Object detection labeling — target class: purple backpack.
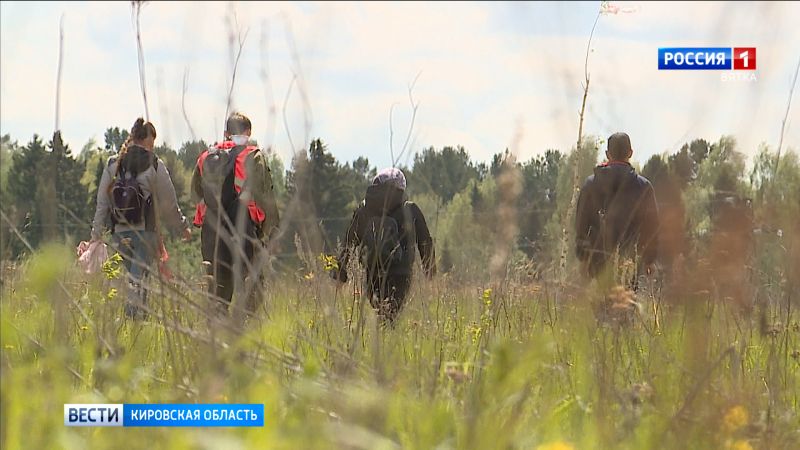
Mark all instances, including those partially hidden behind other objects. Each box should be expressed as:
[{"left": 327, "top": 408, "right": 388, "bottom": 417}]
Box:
[
  {"left": 111, "top": 174, "right": 149, "bottom": 225},
  {"left": 108, "top": 147, "right": 157, "bottom": 227}
]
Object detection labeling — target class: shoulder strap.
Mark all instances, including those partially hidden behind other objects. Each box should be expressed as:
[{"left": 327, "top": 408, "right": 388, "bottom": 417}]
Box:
[
  {"left": 233, "top": 145, "right": 259, "bottom": 169},
  {"left": 197, "top": 150, "right": 210, "bottom": 175},
  {"left": 196, "top": 146, "right": 240, "bottom": 178},
  {"left": 229, "top": 144, "right": 250, "bottom": 160},
  {"left": 396, "top": 201, "right": 412, "bottom": 218},
  {"left": 388, "top": 201, "right": 413, "bottom": 236},
  {"left": 227, "top": 145, "right": 248, "bottom": 175}
]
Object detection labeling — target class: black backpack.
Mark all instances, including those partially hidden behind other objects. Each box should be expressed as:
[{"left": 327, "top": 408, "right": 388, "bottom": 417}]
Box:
[
  {"left": 200, "top": 145, "right": 249, "bottom": 218},
  {"left": 109, "top": 150, "right": 156, "bottom": 226},
  {"left": 361, "top": 206, "right": 406, "bottom": 273}
]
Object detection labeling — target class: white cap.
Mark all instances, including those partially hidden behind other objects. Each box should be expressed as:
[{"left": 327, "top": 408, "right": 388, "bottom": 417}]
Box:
[{"left": 372, "top": 167, "right": 407, "bottom": 191}]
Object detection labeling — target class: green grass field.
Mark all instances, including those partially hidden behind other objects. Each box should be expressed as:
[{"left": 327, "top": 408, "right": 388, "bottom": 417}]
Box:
[{"left": 1, "top": 242, "right": 798, "bottom": 450}]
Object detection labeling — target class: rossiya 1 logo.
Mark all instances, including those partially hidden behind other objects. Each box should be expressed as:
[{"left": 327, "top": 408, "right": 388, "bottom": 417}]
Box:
[{"left": 658, "top": 47, "right": 757, "bottom": 81}]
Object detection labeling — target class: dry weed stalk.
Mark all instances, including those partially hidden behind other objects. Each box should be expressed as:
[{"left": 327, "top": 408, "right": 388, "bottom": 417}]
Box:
[
  {"left": 181, "top": 68, "right": 196, "bottom": 140},
  {"left": 223, "top": 5, "right": 250, "bottom": 131},
  {"left": 390, "top": 72, "right": 422, "bottom": 167},
  {"left": 54, "top": 14, "right": 64, "bottom": 132},
  {"left": 131, "top": 1, "right": 149, "bottom": 120},
  {"left": 489, "top": 131, "right": 523, "bottom": 285}
]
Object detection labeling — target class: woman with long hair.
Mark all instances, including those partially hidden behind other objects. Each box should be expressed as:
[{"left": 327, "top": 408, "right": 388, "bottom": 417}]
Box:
[{"left": 91, "top": 118, "right": 191, "bottom": 320}]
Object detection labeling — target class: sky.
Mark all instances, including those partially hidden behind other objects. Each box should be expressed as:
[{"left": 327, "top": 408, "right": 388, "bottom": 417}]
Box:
[{"left": 1, "top": 1, "right": 799, "bottom": 170}]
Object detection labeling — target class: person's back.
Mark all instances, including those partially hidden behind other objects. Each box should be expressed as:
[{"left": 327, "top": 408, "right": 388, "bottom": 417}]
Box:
[
  {"left": 576, "top": 132, "right": 659, "bottom": 281},
  {"left": 333, "top": 168, "right": 435, "bottom": 324},
  {"left": 191, "top": 112, "right": 280, "bottom": 317},
  {"left": 360, "top": 181, "right": 424, "bottom": 278},
  {"left": 91, "top": 118, "right": 191, "bottom": 320},
  {"left": 105, "top": 145, "right": 157, "bottom": 232}
]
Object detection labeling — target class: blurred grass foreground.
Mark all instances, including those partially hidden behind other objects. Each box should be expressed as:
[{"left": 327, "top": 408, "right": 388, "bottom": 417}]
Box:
[{"left": 1, "top": 234, "right": 798, "bottom": 449}]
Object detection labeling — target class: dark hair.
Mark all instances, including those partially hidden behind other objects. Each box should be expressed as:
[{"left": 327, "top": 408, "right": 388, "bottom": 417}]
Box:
[
  {"left": 131, "top": 117, "right": 157, "bottom": 141},
  {"left": 116, "top": 118, "right": 157, "bottom": 176},
  {"left": 225, "top": 112, "right": 251, "bottom": 136},
  {"left": 607, "top": 132, "right": 632, "bottom": 161}
]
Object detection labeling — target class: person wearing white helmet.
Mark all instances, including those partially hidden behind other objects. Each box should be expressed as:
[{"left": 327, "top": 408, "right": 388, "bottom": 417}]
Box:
[{"left": 332, "top": 167, "right": 435, "bottom": 325}]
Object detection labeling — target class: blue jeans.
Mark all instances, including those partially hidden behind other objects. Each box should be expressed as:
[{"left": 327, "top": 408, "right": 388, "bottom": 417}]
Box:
[{"left": 112, "top": 230, "right": 159, "bottom": 319}]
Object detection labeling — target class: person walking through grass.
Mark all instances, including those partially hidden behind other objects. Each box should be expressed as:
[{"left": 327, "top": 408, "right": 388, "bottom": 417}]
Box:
[
  {"left": 191, "top": 112, "right": 280, "bottom": 318},
  {"left": 332, "top": 168, "right": 436, "bottom": 325},
  {"left": 91, "top": 118, "right": 191, "bottom": 320},
  {"left": 575, "top": 132, "right": 659, "bottom": 288}
]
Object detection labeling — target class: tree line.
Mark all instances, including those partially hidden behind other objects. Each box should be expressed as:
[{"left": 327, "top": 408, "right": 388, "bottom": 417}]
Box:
[{"left": 1, "top": 129, "right": 797, "bottom": 283}]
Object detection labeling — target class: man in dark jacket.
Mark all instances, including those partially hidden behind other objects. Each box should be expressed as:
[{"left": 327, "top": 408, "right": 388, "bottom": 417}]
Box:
[
  {"left": 332, "top": 168, "right": 436, "bottom": 324},
  {"left": 575, "top": 132, "right": 659, "bottom": 285}
]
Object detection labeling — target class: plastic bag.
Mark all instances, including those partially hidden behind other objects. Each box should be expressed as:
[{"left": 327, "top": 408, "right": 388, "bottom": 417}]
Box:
[{"left": 77, "top": 240, "right": 109, "bottom": 274}]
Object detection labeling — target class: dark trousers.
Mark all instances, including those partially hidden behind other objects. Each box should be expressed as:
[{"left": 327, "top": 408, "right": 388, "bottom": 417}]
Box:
[
  {"left": 366, "top": 274, "right": 411, "bottom": 324},
  {"left": 201, "top": 223, "right": 262, "bottom": 313},
  {"left": 585, "top": 250, "right": 645, "bottom": 292}
]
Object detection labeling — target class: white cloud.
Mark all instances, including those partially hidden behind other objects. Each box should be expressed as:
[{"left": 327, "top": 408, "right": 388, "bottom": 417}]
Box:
[{"left": 1, "top": 1, "right": 798, "bottom": 172}]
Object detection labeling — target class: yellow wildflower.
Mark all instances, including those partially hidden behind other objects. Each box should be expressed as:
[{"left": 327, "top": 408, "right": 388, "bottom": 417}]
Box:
[
  {"left": 722, "top": 405, "right": 748, "bottom": 433},
  {"left": 726, "top": 439, "right": 753, "bottom": 450},
  {"left": 537, "top": 441, "right": 575, "bottom": 450}
]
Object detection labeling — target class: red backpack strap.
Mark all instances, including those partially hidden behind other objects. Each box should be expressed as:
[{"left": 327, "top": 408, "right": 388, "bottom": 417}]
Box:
[
  {"left": 196, "top": 150, "right": 210, "bottom": 176},
  {"left": 233, "top": 146, "right": 260, "bottom": 192},
  {"left": 233, "top": 146, "right": 266, "bottom": 224},
  {"left": 193, "top": 202, "right": 207, "bottom": 228}
]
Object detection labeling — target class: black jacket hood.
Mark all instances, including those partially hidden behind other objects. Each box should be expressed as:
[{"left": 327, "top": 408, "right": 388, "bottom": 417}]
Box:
[{"left": 364, "top": 183, "right": 406, "bottom": 215}]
